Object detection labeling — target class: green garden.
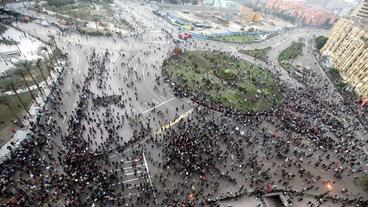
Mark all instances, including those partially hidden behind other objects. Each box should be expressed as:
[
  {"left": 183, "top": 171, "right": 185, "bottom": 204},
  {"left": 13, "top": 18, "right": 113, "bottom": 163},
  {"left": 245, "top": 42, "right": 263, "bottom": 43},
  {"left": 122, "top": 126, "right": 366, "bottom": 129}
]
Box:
[
  {"left": 278, "top": 39, "right": 305, "bottom": 71},
  {"left": 239, "top": 47, "right": 271, "bottom": 62},
  {"left": 162, "top": 51, "right": 283, "bottom": 112}
]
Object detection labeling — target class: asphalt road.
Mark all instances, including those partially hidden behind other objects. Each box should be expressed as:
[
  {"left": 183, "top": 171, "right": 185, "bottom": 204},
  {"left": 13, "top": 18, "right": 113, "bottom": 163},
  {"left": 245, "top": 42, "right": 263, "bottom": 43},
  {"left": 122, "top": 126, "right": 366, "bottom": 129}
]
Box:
[{"left": 5, "top": 0, "right": 367, "bottom": 206}]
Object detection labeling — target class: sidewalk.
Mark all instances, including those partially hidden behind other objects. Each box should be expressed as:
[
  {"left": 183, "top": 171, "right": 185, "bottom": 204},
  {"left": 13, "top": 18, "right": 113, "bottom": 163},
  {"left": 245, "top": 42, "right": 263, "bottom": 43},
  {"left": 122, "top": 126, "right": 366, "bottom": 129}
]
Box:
[{"left": 0, "top": 65, "right": 63, "bottom": 159}]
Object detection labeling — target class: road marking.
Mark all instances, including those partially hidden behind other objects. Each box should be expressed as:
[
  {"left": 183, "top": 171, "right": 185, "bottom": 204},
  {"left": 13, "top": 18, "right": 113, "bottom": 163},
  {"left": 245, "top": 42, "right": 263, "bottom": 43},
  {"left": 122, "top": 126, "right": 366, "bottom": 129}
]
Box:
[
  {"left": 156, "top": 108, "right": 193, "bottom": 134},
  {"left": 109, "top": 154, "right": 118, "bottom": 159},
  {"left": 143, "top": 152, "right": 157, "bottom": 205},
  {"left": 47, "top": 116, "right": 52, "bottom": 125},
  {"left": 124, "top": 158, "right": 141, "bottom": 163},
  {"left": 119, "top": 192, "right": 140, "bottom": 199},
  {"left": 152, "top": 98, "right": 159, "bottom": 104},
  {"left": 122, "top": 177, "right": 141, "bottom": 184},
  {"left": 115, "top": 165, "right": 143, "bottom": 172},
  {"left": 142, "top": 97, "right": 176, "bottom": 114},
  {"left": 126, "top": 171, "right": 142, "bottom": 176}
]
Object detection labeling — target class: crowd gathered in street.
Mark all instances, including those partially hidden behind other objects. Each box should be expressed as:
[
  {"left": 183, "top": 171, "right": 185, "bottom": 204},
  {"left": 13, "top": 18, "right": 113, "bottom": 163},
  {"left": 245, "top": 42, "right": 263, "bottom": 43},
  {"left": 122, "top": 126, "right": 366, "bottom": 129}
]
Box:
[{"left": 0, "top": 2, "right": 368, "bottom": 207}]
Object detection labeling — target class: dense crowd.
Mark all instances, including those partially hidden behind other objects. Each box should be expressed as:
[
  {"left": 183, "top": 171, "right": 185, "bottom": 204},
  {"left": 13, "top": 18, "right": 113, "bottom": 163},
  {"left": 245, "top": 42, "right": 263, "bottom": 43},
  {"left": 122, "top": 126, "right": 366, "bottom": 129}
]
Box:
[{"left": 0, "top": 3, "right": 367, "bottom": 207}]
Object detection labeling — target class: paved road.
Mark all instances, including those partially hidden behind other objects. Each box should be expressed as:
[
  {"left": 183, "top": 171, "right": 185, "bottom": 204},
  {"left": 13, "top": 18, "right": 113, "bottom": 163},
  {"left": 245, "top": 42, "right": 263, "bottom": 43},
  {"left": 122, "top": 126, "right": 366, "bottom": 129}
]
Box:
[{"left": 1, "top": 0, "right": 367, "bottom": 206}]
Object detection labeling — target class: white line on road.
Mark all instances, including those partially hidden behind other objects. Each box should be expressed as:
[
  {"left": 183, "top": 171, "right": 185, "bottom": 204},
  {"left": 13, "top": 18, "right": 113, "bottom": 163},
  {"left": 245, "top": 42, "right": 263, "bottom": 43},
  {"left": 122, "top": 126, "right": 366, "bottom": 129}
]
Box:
[
  {"left": 126, "top": 171, "right": 142, "bottom": 176},
  {"left": 124, "top": 158, "right": 141, "bottom": 163},
  {"left": 114, "top": 165, "right": 143, "bottom": 172},
  {"left": 142, "top": 97, "right": 176, "bottom": 114},
  {"left": 119, "top": 192, "right": 140, "bottom": 199},
  {"left": 47, "top": 116, "right": 52, "bottom": 125},
  {"left": 122, "top": 177, "right": 141, "bottom": 184},
  {"left": 152, "top": 98, "right": 159, "bottom": 104}
]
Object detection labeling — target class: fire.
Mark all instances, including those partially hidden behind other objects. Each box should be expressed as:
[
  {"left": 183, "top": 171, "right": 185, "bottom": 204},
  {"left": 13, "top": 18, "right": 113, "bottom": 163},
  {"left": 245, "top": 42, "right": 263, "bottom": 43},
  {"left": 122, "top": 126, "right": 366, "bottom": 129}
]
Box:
[{"left": 326, "top": 183, "right": 333, "bottom": 191}]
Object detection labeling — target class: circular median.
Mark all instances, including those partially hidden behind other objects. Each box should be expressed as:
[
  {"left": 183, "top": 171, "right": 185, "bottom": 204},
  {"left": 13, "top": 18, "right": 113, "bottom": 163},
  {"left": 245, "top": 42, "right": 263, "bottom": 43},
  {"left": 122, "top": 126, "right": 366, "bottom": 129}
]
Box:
[{"left": 162, "top": 51, "right": 283, "bottom": 113}]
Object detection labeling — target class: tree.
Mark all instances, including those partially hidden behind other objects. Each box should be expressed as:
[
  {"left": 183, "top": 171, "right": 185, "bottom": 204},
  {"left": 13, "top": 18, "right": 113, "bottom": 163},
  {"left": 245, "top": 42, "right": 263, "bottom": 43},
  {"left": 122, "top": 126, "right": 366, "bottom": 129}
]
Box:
[
  {"left": 39, "top": 46, "right": 54, "bottom": 73},
  {"left": 48, "top": 34, "right": 58, "bottom": 49},
  {"left": 9, "top": 82, "right": 32, "bottom": 117},
  {"left": 0, "top": 23, "right": 7, "bottom": 40},
  {"left": 0, "top": 95, "right": 22, "bottom": 124},
  {"left": 12, "top": 66, "right": 39, "bottom": 106},
  {"left": 315, "top": 36, "right": 328, "bottom": 50},
  {"left": 36, "top": 58, "right": 49, "bottom": 88},
  {"left": 14, "top": 60, "right": 44, "bottom": 96}
]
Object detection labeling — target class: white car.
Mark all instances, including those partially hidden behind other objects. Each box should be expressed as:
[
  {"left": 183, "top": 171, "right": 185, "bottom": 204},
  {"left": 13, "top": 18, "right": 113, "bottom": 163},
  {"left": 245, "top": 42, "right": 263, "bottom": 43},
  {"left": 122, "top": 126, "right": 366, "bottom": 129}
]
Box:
[{"left": 41, "top": 21, "right": 49, "bottom": 27}]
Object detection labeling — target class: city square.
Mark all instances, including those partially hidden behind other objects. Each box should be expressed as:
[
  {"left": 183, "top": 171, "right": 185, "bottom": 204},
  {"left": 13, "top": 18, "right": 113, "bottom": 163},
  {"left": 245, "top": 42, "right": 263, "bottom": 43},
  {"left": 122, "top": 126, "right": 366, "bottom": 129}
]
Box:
[{"left": 0, "top": 0, "right": 367, "bottom": 207}]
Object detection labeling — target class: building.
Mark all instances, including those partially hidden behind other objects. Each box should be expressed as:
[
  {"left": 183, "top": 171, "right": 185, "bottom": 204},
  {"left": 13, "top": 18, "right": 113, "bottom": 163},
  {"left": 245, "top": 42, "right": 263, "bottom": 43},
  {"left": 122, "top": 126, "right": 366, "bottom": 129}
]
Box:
[
  {"left": 305, "top": 0, "right": 356, "bottom": 17},
  {"left": 351, "top": 0, "right": 368, "bottom": 22},
  {"left": 203, "top": 0, "right": 237, "bottom": 8},
  {"left": 247, "top": 9, "right": 262, "bottom": 22},
  {"left": 265, "top": 0, "right": 337, "bottom": 26},
  {"left": 321, "top": 18, "right": 368, "bottom": 97}
]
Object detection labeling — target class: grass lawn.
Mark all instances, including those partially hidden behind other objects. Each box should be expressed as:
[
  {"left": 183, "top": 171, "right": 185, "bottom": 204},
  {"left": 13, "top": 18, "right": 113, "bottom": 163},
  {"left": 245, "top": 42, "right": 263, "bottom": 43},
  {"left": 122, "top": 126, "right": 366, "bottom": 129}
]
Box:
[
  {"left": 278, "top": 40, "right": 305, "bottom": 71},
  {"left": 210, "top": 34, "right": 260, "bottom": 44},
  {"left": 0, "top": 91, "right": 35, "bottom": 145},
  {"left": 44, "top": 0, "right": 130, "bottom": 32},
  {"left": 239, "top": 47, "right": 271, "bottom": 62},
  {"left": 162, "top": 51, "right": 283, "bottom": 112}
]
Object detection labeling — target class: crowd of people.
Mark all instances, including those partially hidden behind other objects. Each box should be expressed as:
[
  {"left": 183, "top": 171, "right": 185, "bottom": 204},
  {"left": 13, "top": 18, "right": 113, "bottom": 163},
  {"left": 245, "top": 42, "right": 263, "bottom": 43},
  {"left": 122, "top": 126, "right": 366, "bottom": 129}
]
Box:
[{"left": 0, "top": 2, "right": 367, "bottom": 207}]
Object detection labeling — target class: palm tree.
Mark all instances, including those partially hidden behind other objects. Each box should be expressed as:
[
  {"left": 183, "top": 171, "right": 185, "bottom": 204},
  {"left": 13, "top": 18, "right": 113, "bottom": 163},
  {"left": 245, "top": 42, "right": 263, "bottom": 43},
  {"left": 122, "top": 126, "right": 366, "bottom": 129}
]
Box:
[
  {"left": 38, "top": 53, "right": 52, "bottom": 76},
  {"left": 47, "top": 35, "right": 61, "bottom": 67},
  {"left": 0, "top": 24, "right": 7, "bottom": 40},
  {"left": 48, "top": 34, "right": 58, "bottom": 49},
  {"left": 39, "top": 46, "right": 53, "bottom": 69},
  {"left": 14, "top": 60, "right": 44, "bottom": 96},
  {"left": 0, "top": 95, "right": 22, "bottom": 124},
  {"left": 9, "top": 82, "right": 32, "bottom": 117},
  {"left": 36, "top": 58, "right": 49, "bottom": 88},
  {"left": 11, "top": 66, "right": 39, "bottom": 106}
]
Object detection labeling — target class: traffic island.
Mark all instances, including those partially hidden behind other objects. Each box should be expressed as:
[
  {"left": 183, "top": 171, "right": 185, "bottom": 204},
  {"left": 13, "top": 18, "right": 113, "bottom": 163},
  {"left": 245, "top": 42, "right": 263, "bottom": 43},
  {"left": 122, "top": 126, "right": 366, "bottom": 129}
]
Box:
[
  {"left": 278, "top": 39, "right": 305, "bottom": 72},
  {"left": 162, "top": 51, "right": 283, "bottom": 114},
  {"left": 239, "top": 47, "right": 272, "bottom": 62}
]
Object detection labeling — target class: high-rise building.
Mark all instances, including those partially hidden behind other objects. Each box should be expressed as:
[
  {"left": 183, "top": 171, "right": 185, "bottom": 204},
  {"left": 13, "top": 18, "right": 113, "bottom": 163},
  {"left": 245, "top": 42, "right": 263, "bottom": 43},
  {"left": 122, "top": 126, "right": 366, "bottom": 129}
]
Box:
[
  {"left": 351, "top": 0, "right": 368, "bottom": 22},
  {"left": 321, "top": 18, "right": 368, "bottom": 96}
]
